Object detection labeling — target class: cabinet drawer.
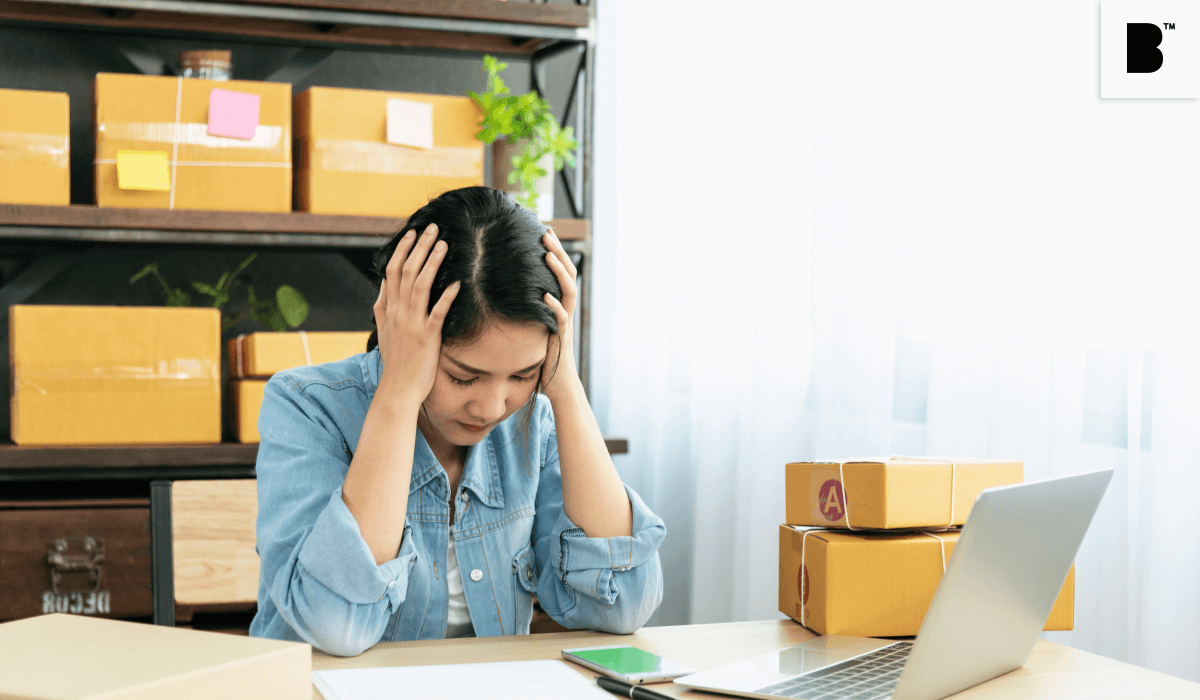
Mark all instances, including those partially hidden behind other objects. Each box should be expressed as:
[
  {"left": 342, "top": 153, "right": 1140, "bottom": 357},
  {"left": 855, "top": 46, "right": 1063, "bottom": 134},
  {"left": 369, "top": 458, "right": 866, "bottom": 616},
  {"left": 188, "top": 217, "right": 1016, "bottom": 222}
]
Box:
[
  {"left": 173, "top": 479, "right": 258, "bottom": 609},
  {"left": 0, "top": 499, "right": 151, "bottom": 621}
]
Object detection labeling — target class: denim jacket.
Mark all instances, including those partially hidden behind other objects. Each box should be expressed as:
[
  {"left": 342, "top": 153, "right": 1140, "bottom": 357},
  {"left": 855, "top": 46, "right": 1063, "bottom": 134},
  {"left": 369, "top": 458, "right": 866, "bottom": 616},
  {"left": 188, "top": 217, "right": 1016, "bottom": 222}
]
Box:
[{"left": 248, "top": 349, "right": 666, "bottom": 656}]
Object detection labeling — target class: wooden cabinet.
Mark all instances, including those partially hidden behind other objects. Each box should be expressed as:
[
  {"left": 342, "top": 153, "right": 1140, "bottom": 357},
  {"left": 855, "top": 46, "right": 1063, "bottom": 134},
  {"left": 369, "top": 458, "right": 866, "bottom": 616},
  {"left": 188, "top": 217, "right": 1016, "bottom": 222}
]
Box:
[
  {"left": 172, "top": 479, "right": 259, "bottom": 622},
  {"left": 0, "top": 498, "right": 152, "bottom": 621}
]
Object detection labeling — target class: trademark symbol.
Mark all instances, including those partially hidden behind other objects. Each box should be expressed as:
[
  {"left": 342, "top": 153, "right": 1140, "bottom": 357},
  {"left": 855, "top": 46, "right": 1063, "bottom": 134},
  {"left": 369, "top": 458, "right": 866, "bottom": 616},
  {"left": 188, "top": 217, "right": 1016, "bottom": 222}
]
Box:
[{"left": 1164, "top": 22, "right": 1176, "bottom": 30}]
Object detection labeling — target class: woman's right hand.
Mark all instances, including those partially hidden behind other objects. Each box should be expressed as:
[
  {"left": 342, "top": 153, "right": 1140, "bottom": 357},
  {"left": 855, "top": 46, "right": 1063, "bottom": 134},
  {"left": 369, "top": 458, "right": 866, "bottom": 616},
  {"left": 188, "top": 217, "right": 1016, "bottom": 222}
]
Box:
[{"left": 373, "top": 223, "right": 461, "bottom": 406}]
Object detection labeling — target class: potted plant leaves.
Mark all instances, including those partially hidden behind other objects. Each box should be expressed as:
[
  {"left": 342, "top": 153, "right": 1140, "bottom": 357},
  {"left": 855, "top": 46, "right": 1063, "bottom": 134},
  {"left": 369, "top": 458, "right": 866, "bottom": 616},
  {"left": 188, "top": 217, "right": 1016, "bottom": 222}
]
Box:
[
  {"left": 130, "top": 253, "right": 308, "bottom": 332},
  {"left": 468, "top": 55, "right": 579, "bottom": 221}
]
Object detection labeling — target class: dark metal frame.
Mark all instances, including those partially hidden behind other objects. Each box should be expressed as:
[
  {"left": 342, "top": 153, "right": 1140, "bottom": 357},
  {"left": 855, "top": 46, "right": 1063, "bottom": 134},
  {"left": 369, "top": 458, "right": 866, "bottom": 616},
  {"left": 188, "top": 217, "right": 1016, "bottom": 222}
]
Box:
[
  {"left": 529, "top": 29, "right": 594, "bottom": 394},
  {"left": 14, "top": 0, "right": 592, "bottom": 41},
  {"left": 149, "top": 480, "right": 174, "bottom": 626}
]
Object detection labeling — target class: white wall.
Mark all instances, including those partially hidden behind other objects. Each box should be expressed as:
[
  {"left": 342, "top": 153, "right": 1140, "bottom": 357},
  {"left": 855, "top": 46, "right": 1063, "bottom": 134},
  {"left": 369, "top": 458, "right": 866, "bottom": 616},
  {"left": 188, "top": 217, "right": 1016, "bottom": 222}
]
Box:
[{"left": 595, "top": 0, "right": 1200, "bottom": 682}]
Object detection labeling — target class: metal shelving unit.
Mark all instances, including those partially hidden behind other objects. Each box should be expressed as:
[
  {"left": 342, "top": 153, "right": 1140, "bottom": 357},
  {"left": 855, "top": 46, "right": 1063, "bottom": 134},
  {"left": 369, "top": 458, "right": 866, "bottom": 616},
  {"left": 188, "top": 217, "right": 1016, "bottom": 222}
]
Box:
[{"left": 0, "top": 0, "right": 608, "bottom": 627}]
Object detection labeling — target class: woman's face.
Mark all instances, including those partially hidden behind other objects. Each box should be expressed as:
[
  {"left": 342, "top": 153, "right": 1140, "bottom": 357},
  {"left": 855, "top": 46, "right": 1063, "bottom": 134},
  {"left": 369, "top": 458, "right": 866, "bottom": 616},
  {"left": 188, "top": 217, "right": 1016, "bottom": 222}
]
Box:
[{"left": 421, "top": 319, "right": 550, "bottom": 452}]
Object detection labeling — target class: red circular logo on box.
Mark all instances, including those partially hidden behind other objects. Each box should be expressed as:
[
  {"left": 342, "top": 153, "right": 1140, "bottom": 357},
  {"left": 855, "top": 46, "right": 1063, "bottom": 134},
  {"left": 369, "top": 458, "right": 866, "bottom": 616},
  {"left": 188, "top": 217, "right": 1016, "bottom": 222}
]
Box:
[
  {"left": 818, "top": 479, "right": 845, "bottom": 522},
  {"left": 798, "top": 564, "right": 810, "bottom": 605}
]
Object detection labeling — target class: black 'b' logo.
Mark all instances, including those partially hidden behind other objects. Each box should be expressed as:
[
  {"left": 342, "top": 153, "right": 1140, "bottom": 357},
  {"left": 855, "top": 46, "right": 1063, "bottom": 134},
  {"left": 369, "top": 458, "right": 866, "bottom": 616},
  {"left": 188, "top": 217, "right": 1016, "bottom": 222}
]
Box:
[{"left": 1128, "top": 23, "right": 1165, "bottom": 73}]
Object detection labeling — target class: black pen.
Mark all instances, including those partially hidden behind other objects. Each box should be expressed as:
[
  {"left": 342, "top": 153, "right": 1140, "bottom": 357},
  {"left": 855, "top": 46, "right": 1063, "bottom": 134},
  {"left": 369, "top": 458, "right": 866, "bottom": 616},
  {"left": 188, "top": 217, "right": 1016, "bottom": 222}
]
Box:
[{"left": 595, "top": 675, "right": 676, "bottom": 700}]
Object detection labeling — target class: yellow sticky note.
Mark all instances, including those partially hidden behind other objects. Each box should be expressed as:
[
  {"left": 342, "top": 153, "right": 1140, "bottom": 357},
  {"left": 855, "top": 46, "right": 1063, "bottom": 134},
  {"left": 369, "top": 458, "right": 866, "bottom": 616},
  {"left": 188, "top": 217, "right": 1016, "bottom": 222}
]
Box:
[{"left": 116, "top": 151, "right": 170, "bottom": 191}]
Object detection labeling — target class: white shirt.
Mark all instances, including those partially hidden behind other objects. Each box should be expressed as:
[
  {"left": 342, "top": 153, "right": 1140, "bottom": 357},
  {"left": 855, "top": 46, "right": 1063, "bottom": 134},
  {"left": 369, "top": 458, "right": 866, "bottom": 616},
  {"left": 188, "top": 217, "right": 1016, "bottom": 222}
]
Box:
[{"left": 445, "top": 535, "right": 475, "bottom": 638}]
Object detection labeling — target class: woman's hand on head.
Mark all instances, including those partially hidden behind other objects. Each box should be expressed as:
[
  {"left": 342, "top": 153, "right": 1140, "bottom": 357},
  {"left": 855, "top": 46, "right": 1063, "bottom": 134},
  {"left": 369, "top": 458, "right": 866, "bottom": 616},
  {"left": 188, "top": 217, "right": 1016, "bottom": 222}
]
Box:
[
  {"left": 540, "top": 227, "right": 582, "bottom": 404},
  {"left": 373, "top": 223, "right": 461, "bottom": 407}
]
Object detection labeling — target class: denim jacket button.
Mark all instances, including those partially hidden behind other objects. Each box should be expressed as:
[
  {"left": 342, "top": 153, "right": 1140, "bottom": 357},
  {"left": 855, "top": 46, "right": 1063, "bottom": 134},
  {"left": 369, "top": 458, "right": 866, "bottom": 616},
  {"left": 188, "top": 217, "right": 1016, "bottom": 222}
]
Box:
[{"left": 470, "top": 569, "right": 483, "bottom": 582}]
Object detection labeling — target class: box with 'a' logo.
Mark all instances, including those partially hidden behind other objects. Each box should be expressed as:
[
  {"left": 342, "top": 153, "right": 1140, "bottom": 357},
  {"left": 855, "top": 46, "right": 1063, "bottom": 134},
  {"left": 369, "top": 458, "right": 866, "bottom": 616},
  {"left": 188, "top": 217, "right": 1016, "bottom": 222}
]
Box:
[{"left": 784, "top": 458, "right": 1023, "bottom": 530}]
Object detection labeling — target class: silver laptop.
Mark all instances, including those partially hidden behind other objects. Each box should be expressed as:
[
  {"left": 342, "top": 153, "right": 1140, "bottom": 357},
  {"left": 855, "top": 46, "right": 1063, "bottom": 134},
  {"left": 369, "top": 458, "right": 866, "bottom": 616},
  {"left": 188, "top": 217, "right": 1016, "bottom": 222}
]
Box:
[{"left": 674, "top": 469, "right": 1113, "bottom": 700}]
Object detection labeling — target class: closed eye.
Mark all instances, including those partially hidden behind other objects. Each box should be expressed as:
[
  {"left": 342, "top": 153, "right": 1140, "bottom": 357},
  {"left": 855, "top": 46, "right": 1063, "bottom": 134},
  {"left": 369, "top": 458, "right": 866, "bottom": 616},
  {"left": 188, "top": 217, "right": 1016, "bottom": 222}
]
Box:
[{"left": 448, "top": 373, "right": 477, "bottom": 387}]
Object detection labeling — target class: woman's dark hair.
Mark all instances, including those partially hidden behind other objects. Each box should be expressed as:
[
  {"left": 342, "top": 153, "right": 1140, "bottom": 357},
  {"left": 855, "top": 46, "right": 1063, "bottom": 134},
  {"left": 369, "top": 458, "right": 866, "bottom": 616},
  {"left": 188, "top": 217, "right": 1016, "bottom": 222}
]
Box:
[{"left": 366, "top": 186, "right": 563, "bottom": 441}]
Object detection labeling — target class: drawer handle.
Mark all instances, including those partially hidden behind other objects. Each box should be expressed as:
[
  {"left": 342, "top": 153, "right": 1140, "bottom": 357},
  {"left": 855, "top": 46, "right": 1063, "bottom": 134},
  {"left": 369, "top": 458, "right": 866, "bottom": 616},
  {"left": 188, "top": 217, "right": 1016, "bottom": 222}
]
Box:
[{"left": 45, "top": 537, "right": 106, "bottom": 595}]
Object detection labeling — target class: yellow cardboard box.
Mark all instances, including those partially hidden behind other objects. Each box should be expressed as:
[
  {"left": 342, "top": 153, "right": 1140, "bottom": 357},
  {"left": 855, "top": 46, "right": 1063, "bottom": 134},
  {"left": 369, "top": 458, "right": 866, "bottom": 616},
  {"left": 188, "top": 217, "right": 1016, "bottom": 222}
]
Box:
[
  {"left": 0, "top": 614, "right": 309, "bottom": 700},
  {"left": 778, "top": 525, "right": 1074, "bottom": 637},
  {"left": 0, "top": 88, "right": 70, "bottom": 205},
  {"left": 10, "top": 305, "right": 221, "bottom": 445},
  {"left": 294, "top": 86, "right": 483, "bottom": 217},
  {"left": 227, "top": 331, "right": 370, "bottom": 378},
  {"left": 227, "top": 379, "right": 268, "bottom": 443},
  {"left": 94, "top": 73, "right": 291, "bottom": 211},
  {"left": 785, "top": 458, "right": 1023, "bottom": 529}
]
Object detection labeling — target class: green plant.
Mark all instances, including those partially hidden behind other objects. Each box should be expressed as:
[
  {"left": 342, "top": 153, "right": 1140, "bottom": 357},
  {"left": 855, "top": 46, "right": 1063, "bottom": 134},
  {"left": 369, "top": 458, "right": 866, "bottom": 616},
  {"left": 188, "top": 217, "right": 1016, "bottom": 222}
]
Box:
[
  {"left": 468, "top": 55, "right": 579, "bottom": 211},
  {"left": 130, "top": 253, "right": 309, "bottom": 332}
]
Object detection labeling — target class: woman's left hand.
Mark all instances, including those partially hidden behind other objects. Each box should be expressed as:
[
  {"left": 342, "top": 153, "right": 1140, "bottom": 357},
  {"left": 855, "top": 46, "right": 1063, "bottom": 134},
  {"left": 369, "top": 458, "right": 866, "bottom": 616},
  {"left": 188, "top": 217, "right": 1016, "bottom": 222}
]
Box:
[{"left": 541, "top": 227, "right": 581, "bottom": 403}]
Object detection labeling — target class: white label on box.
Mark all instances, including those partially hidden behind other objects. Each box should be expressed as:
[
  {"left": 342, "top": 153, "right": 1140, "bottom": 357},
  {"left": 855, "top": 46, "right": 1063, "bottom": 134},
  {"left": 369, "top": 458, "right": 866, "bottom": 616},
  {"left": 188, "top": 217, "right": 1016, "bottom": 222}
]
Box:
[{"left": 386, "top": 98, "right": 434, "bottom": 149}]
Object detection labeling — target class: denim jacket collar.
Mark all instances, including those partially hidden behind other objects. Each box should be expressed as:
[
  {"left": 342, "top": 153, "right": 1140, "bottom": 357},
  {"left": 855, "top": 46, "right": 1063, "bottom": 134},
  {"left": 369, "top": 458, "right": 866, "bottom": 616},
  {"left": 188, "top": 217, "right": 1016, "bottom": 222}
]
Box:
[{"left": 366, "top": 349, "right": 504, "bottom": 508}]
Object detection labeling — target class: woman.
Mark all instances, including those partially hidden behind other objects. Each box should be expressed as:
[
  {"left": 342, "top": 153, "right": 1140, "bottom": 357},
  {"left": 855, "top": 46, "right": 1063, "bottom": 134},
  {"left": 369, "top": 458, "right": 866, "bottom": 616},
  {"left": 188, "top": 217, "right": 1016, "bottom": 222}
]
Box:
[{"left": 249, "top": 186, "right": 666, "bottom": 656}]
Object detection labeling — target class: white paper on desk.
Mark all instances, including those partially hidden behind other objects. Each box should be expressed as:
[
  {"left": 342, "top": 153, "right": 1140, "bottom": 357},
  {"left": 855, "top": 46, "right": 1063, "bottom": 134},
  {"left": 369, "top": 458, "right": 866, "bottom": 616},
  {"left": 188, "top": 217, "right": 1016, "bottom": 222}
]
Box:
[{"left": 312, "top": 659, "right": 614, "bottom": 700}]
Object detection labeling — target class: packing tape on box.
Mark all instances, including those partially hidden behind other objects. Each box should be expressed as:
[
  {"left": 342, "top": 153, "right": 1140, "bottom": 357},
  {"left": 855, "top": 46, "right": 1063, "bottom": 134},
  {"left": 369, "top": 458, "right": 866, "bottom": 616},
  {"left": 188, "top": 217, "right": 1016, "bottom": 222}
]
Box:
[
  {"left": 312, "top": 139, "right": 481, "bottom": 178},
  {"left": 232, "top": 331, "right": 312, "bottom": 378},
  {"left": 14, "top": 359, "right": 219, "bottom": 395},
  {"left": 97, "top": 122, "right": 286, "bottom": 152},
  {"left": 95, "top": 77, "right": 290, "bottom": 209},
  {"left": 0, "top": 132, "right": 70, "bottom": 168},
  {"left": 797, "top": 527, "right": 952, "bottom": 629},
  {"left": 831, "top": 455, "right": 960, "bottom": 530}
]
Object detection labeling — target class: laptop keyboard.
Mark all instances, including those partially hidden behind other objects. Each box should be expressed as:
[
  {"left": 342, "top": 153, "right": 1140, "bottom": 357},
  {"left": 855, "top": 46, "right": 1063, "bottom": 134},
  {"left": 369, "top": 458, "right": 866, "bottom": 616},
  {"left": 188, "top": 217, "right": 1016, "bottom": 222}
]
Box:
[{"left": 752, "top": 641, "right": 913, "bottom": 700}]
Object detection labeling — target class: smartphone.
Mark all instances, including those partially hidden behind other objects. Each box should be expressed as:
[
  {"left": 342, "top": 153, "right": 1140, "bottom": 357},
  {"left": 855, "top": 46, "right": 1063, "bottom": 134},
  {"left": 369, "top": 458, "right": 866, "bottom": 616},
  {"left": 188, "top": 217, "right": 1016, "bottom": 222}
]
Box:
[{"left": 561, "top": 644, "right": 696, "bottom": 684}]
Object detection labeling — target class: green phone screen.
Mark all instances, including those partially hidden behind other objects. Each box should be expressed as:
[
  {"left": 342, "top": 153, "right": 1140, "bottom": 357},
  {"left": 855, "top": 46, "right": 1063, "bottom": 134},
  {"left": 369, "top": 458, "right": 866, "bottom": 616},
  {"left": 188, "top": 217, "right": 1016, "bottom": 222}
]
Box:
[{"left": 571, "top": 646, "right": 664, "bottom": 674}]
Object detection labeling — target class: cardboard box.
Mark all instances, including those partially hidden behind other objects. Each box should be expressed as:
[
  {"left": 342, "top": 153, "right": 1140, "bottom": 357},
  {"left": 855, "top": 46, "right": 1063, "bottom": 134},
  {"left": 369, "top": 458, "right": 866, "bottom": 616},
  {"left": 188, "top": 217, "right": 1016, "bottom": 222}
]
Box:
[
  {"left": 10, "top": 305, "right": 221, "bottom": 445},
  {"left": 0, "top": 614, "right": 309, "bottom": 700},
  {"left": 228, "top": 330, "right": 370, "bottom": 378},
  {"left": 94, "top": 73, "right": 291, "bottom": 211},
  {"left": 227, "top": 379, "right": 268, "bottom": 443},
  {"left": 778, "top": 525, "right": 1074, "bottom": 637},
  {"left": 0, "top": 88, "right": 70, "bottom": 206},
  {"left": 295, "top": 86, "right": 483, "bottom": 217},
  {"left": 785, "top": 458, "right": 1024, "bottom": 529}
]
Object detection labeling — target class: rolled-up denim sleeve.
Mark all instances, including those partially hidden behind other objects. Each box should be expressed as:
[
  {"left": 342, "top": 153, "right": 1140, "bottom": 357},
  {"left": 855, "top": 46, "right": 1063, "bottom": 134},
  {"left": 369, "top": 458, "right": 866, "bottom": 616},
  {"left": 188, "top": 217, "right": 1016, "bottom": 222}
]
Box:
[
  {"left": 255, "top": 375, "right": 418, "bottom": 656},
  {"left": 530, "top": 404, "right": 666, "bottom": 634}
]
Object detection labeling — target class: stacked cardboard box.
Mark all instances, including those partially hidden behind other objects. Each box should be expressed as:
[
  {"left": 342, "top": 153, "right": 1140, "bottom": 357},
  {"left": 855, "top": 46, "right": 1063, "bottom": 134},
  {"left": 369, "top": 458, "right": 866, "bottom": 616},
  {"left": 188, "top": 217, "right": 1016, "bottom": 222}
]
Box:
[
  {"left": 0, "top": 88, "right": 70, "bottom": 206},
  {"left": 94, "top": 73, "right": 291, "bottom": 211},
  {"left": 778, "top": 458, "right": 1074, "bottom": 636},
  {"left": 9, "top": 305, "right": 221, "bottom": 445},
  {"left": 225, "top": 331, "right": 370, "bottom": 443},
  {"left": 294, "top": 86, "right": 483, "bottom": 217}
]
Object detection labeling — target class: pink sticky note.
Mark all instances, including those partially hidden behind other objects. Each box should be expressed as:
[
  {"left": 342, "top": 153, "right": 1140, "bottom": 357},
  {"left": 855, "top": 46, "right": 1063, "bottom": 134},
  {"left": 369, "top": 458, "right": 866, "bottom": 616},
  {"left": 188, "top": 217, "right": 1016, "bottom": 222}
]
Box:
[{"left": 207, "top": 88, "right": 260, "bottom": 140}]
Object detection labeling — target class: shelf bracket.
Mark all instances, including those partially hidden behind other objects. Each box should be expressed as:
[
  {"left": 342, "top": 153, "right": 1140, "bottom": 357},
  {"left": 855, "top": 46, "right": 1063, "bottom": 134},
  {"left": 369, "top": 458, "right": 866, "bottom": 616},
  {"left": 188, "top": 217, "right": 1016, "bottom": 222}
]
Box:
[
  {"left": 0, "top": 252, "right": 80, "bottom": 308},
  {"left": 115, "top": 41, "right": 177, "bottom": 76},
  {"left": 251, "top": 47, "right": 336, "bottom": 84}
]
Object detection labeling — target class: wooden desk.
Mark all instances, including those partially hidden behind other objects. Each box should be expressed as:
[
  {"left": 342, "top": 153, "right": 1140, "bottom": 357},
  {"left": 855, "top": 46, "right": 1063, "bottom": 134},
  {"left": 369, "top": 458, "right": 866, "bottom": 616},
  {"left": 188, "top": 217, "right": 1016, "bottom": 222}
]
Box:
[{"left": 312, "top": 620, "right": 1200, "bottom": 699}]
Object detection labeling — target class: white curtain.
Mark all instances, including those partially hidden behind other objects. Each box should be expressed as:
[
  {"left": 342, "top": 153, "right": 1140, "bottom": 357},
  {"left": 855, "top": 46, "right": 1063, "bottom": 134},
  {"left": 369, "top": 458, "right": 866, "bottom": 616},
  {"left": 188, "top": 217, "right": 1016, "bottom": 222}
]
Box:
[{"left": 593, "top": 0, "right": 1200, "bottom": 684}]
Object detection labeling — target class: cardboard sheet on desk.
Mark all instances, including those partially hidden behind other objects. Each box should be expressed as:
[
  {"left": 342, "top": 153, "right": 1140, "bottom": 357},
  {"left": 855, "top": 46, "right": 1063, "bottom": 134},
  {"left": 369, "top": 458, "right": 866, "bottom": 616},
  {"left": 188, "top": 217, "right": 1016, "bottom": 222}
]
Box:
[
  {"left": 0, "top": 614, "right": 309, "bottom": 700},
  {"left": 312, "top": 659, "right": 613, "bottom": 700}
]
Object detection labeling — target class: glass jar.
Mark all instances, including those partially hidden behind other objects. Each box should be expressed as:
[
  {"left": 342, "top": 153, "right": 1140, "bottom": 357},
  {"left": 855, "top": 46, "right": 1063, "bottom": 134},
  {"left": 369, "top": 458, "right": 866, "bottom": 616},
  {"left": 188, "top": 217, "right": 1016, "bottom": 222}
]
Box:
[{"left": 179, "top": 50, "right": 232, "bottom": 81}]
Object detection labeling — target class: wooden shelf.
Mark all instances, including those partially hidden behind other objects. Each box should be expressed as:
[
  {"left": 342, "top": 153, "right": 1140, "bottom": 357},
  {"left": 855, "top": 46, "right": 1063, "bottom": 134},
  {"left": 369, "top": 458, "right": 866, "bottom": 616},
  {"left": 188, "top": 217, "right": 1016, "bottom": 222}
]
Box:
[
  {"left": 0, "top": 204, "right": 588, "bottom": 249},
  {"left": 0, "top": 442, "right": 259, "bottom": 469},
  {"left": 0, "top": 435, "right": 627, "bottom": 473},
  {"left": 0, "top": 0, "right": 590, "bottom": 54}
]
